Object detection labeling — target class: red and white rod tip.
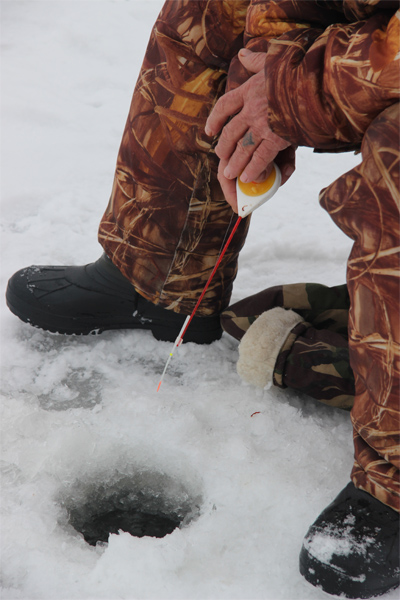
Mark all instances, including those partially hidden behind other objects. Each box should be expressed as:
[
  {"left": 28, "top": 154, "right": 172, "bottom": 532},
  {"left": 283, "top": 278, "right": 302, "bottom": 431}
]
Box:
[{"left": 156, "top": 315, "right": 190, "bottom": 392}]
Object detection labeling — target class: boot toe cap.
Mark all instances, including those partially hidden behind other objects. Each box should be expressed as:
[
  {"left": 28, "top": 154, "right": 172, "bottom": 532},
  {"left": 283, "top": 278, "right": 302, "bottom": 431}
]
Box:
[{"left": 299, "top": 483, "right": 399, "bottom": 598}]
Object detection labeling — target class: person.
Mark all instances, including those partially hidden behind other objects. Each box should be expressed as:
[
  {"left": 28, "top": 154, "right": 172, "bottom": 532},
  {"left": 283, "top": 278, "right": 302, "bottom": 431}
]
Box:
[{"left": 5, "top": 1, "right": 399, "bottom": 597}]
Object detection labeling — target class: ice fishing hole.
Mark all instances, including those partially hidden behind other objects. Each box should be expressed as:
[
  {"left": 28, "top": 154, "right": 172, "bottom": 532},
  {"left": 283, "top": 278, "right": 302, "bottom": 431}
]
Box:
[{"left": 60, "top": 469, "right": 202, "bottom": 546}]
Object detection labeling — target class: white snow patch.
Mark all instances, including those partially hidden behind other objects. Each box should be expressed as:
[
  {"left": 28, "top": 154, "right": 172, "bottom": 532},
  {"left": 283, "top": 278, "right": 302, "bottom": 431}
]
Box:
[
  {"left": 304, "top": 526, "right": 375, "bottom": 563},
  {"left": 1, "top": 2, "right": 399, "bottom": 599}
]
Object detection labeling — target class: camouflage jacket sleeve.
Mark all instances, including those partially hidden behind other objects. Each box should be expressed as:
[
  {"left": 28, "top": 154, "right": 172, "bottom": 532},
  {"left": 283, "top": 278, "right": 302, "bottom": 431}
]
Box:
[{"left": 250, "top": 0, "right": 400, "bottom": 151}]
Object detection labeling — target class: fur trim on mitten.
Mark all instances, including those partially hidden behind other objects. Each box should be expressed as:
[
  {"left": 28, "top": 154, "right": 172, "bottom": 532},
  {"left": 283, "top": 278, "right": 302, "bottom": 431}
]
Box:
[{"left": 237, "top": 307, "right": 304, "bottom": 388}]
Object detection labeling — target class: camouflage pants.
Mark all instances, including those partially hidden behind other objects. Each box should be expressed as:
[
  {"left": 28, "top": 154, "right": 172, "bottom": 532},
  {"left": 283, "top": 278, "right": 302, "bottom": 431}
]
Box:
[
  {"left": 321, "top": 104, "right": 400, "bottom": 512},
  {"left": 98, "top": 2, "right": 399, "bottom": 510},
  {"left": 98, "top": 0, "right": 251, "bottom": 316},
  {"left": 223, "top": 105, "right": 400, "bottom": 511}
]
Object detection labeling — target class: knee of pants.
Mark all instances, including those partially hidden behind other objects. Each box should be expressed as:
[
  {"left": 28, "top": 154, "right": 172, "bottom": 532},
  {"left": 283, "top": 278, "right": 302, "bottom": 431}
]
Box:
[{"left": 319, "top": 102, "right": 400, "bottom": 249}]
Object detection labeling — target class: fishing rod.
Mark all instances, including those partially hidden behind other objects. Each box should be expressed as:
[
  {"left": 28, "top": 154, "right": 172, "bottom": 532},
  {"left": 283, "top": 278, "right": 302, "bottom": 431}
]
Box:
[{"left": 157, "top": 163, "right": 281, "bottom": 392}]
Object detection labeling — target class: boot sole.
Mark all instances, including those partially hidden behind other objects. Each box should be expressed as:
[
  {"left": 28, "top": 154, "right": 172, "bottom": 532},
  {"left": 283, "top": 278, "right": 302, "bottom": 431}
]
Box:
[
  {"left": 6, "top": 284, "right": 222, "bottom": 343},
  {"left": 299, "top": 547, "right": 399, "bottom": 599}
]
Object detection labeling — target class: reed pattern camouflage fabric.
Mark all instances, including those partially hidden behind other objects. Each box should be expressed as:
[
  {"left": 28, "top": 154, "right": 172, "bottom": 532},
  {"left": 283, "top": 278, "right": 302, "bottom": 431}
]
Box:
[
  {"left": 262, "top": 1, "right": 400, "bottom": 152},
  {"left": 221, "top": 283, "right": 355, "bottom": 409},
  {"left": 98, "top": 0, "right": 251, "bottom": 316},
  {"left": 98, "top": 1, "right": 399, "bottom": 510},
  {"left": 320, "top": 103, "right": 400, "bottom": 512}
]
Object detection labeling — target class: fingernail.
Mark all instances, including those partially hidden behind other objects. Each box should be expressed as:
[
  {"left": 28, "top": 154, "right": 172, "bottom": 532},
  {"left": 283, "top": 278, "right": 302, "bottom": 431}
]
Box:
[
  {"left": 240, "top": 173, "right": 249, "bottom": 183},
  {"left": 284, "top": 165, "right": 295, "bottom": 178},
  {"left": 224, "top": 167, "right": 233, "bottom": 179},
  {"left": 239, "top": 48, "right": 251, "bottom": 57},
  {"left": 205, "top": 124, "right": 212, "bottom": 136}
]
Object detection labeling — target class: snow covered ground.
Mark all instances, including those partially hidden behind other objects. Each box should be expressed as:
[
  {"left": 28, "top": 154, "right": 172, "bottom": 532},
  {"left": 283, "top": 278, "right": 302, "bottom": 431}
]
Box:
[{"left": 1, "top": 2, "right": 397, "bottom": 599}]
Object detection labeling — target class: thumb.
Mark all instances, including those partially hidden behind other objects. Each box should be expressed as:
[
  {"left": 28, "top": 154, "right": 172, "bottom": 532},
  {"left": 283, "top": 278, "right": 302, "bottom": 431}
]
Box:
[{"left": 238, "top": 48, "right": 266, "bottom": 73}]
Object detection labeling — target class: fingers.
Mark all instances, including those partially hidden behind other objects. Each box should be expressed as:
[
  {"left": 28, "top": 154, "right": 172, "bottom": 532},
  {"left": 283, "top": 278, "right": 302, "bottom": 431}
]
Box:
[
  {"left": 217, "top": 159, "right": 238, "bottom": 213},
  {"left": 205, "top": 87, "right": 243, "bottom": 137},
  {"left": 216, "top": 143, "right": 296, "bottom": 213},
  {"left": 274, "top": 145, "right": 297, "bottom": 185},
  {"left": 206, "top": 48, "right": 291, "bottom": 208},
  {"left": 234, "top": 138, "right": 276, "bottom": 183},
  {"left": 216, "top": 125, "right": 263, "bottom": 181},
  {"left": 214, "top": 114, "right": 249, "bottom": 163},
  {"left": 238, "top": 48, "right": 267, "bottom": 73},
  {"left": 221, "top": 133, "right": 291, "bottom": 183},
  {"left": 205, "top": 49, "right": 266, "bottom": 137}
]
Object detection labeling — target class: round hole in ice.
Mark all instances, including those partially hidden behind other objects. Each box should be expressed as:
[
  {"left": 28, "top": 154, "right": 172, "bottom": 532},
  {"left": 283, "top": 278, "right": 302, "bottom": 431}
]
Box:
[{"left": 60, "top": 469, "right": 202, "bottom": 546}]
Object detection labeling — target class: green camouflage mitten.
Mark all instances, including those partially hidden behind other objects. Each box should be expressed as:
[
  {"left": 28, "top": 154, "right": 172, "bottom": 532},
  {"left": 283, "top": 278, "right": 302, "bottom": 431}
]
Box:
[{"left": 221, "top": 283, "right": 354, "bottom": 410}]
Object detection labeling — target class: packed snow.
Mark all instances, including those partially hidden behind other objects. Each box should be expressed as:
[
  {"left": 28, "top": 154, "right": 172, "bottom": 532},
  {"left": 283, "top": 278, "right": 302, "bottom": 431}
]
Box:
[{"left": 1, "top": 2, "right": 398, "bottom": 599}]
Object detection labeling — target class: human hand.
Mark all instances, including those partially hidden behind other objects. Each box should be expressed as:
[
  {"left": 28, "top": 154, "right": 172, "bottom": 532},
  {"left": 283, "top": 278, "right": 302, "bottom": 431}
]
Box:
[{"left": 205, "top": 49, "right": 295, "bottom": 212}]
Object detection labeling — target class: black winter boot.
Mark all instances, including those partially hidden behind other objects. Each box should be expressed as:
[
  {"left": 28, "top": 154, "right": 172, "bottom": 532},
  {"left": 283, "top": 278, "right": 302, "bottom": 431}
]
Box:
[
  {"left": 5, "top": 254, "right": 222, "bottom": 343},
  {"left": 299, "top": 482, "right": 399, "bottom": 598}
]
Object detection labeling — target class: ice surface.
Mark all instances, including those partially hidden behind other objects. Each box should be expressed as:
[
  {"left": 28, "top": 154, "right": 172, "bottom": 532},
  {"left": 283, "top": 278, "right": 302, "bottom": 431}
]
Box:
[{"left": 1, "top": 2, "right": 398, "bottom": 599}]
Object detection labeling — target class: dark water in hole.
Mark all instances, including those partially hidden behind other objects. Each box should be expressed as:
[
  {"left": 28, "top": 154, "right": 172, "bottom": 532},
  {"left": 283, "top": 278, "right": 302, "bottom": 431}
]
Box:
[
  {"left": 75, "top": 507, "right": 181, "bottom": 545},
  {"left": 61, "top": 471, "right": 201, "bottom": 546}
]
